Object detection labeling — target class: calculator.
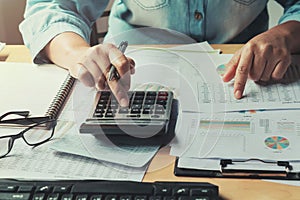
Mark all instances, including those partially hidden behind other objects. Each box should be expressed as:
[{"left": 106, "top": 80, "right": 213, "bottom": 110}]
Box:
[{"left": 79, "top": 90, "right": 178, "bottom": 145}]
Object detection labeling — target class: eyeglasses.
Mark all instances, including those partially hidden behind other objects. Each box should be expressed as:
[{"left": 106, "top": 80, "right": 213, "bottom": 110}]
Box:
[{"left": 0, "top": 111, "right": 57, "bottom": 158}]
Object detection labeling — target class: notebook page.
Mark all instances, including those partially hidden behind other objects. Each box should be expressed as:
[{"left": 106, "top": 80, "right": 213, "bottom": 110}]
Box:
[{"left": 0, "top": 62, "right": 68, "bottom": 117}]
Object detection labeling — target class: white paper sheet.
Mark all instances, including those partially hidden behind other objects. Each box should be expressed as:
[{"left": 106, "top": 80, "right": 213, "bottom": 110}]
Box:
[
  {"left": 0, "top": 121, "right": 146, "bottom": 181},
  {"left": 175, "top": 110, "right": 300, "bottom": 160},
  {"left": 51, "top": 123, "right": 159, "bottom": 168},
  {"left": 0, "top": 62, "right": 68, "bottom": 117}
]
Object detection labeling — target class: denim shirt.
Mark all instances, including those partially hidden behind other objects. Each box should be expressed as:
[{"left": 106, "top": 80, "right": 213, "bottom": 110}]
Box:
[{"left": 19, "top": 0, "right": 300, "bottom": 63}]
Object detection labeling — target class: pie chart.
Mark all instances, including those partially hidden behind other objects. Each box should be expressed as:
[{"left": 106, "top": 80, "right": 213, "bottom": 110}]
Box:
[{"left": 264, "top": 136, "right": 289, "bottom": 150}]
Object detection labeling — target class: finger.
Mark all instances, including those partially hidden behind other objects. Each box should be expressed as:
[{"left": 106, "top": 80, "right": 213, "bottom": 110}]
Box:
[
  {"left": 96, "top": 73, "right": 107, "bottom": 90},
  {"left": 110, "top": 53, "right": 130, "bottom": 76},
  {"left": 259, "top": 60, "right": 276, "bottom": 82},
  {"left": 223, "top": 49, "right": 242, "bottom": 82},
  {"left": 80, "top": 58, "right": 103, "bottom": 89},
  {"left": 249, "top": 54, "right": 267, "bottom": 81},
  {"left": 109, "top": 48, "right": 131, "bottom": 90},
  {"left": 128, "top": 57, "right": 136, "bottom": 74},
  {"left": 233, "top": 50, "right": 254, "bottom": 99},
  {"left": 106, "top": 53, "right": 130, "bottom": 106},
  {"left": 76, "top": 63, "right": 95, "bottom": 87},
  {"left": 108, "top": 77, "right": 129, "bottom": 107},
  {"left": 271, "top": 57, "right": 291, "bottom": 80}
]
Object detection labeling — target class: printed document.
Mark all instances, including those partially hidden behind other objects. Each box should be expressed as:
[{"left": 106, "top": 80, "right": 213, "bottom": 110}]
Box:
[{"left": 0, "top": 121, "right": 146, "bottom": 181}]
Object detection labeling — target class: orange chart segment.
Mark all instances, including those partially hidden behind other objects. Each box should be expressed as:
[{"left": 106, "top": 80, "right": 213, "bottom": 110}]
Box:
[{"left": 264, "top": 136, "right": 290, "bottom": 150}]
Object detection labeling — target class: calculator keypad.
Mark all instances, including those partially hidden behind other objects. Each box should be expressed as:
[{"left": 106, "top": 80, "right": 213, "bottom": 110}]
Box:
[{"left": 92, "top": 91, "right": 173, "bottom": 120}]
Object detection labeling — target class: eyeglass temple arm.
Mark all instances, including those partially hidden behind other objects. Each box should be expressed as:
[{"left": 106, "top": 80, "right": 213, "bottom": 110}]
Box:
[
  {"left": 0, "top": 111, "right": 30, "bottom": 121},
  {"left": 0, "top": 116, "right": 51, "bottom": 126}
]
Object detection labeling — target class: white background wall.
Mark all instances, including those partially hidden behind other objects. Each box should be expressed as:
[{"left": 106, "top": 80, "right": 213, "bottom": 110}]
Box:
[{"left": 0, "top": 0, "right": 284, "bottom": 45}]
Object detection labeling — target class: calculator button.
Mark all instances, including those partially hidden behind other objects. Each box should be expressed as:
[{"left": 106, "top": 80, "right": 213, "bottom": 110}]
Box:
[
  {"left": 99, "top": 99, "right": 108, "bottom": 105},
  {"left": 142, "top": 108, "right": 153, "bottom": 114},
  {"left": 97, "top": 104, "right": 107, "bottom": 109},
  {"left": 119, "top": 108, "right": 129, "bottom": 114},
  {"left": 145, "top": 95, "right": 156, "bottom": 100},
  {"left": 145, "top": 100, "right": 155, "bottom": 105},
  {"left": 146, "top": 92, "right": 157, "bottom": 96},
  {"left": 131, "top": 108, "right": 141, "bottom": 114},
  {"left": 158, "top": 91, "right": 169, "bottom": 96},
  {"left": 132, "top": 104, "right": 142, "bottom": 109},
  {"left": 135, "top": 91, "right": 145, "bottom": 96},
  {"left": 101, "top": 91, "right": 111, "bottom": 96},
  {"left": 155, "top": 108, "right": 165, "bottom": 114},
  {"left": 107, "top": 108, "right": 116, "bottom": 113},
  {"left": 100, "top": 94, "right": 110, "bottom": 100},
  {"left": 105, "top": 112, "right": 115, "bottom": 118},
  {"left": 156, "top": 100, "right": 167, "bottom": 108},
  {"left": 109, "top": 104, "right": 118, "bottom": 109},
  {"left": 157, "top": 95, "right": 168, "bottom": 101},
  {"left": 93, "top": 113, "right": 104, "bottom": 118},
  {"left": 95, "top": 108, "right": 105, "bottom": 113},
  {"left": 134, "top": 95, "right": 145, "bottom": 100},
  {"left": 133, "top": 99, "right": 143, "bottom": 104}
]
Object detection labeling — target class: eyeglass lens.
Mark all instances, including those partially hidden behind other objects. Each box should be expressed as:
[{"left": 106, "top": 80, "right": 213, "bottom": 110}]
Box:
[{"left": 0, "top": 122, "right": 54, "bottom": 158}]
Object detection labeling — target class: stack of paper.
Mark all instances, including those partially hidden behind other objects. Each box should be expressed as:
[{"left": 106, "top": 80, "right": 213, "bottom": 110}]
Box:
[{"left": 165, "top": 43, "right": 300, "bottom": 177}]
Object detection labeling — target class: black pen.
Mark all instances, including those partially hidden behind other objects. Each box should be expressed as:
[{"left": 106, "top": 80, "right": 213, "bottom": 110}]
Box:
[{"left": 108, "top": 41, "right": 128, "bottom": 81}]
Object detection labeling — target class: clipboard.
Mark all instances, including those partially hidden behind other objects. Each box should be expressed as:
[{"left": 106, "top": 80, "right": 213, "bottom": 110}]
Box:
[{"left": 174, "top": 157, "right": 300, "bottom": 180}]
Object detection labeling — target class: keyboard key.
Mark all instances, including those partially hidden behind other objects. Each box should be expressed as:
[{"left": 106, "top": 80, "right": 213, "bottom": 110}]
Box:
[
  {"left": 0, "top": 193, "right": 30, "bottom": 200},
  {"left": 0, "top": 185, "right": 17, "bottom": 192},
  {"left": 190, "top": 188, "right": 210, "bottom": 196},
  {"left": 32, "top": 193, "right": 45, "bottom": 200},
  {"left": 61, "top": 194, "right": 73, "bottom": 200},
  {"left": 155, "top": 187, "right": 172, "bottom": 195},
  {"left": 91, "top": 195, "right": 103, "bottom": 200},
  {"left": 75, "top": 194, "right": 88, "bottom": 200},
  {"left": 105, "top": 195, "right": 117, "bottom": 200},
  {"left": 47, "top": 193, "right": 59, "bottom": 200},
  {"left": 36, "top": 186, "right": 52, "bottom": 193},
  {"left": 173, "top": 188, "right": 189, "bottom": 195},
  {"left": 149, "top": 196, "right": 162, "bottom": 200},
  {"left": 120, "top": 195, "right": 132, "bottom": 200},
  {"left": 131, "top": 108, "right": 141, "bottom": 114},
  {"left": 53, "top": 185, "right": 70, "bottom": 193},
  {"left": 18, "top": 185, "right": 34, "bottom": 193},
  {"left": 134, "top": 195, "right": 147, "bottom": 200}
]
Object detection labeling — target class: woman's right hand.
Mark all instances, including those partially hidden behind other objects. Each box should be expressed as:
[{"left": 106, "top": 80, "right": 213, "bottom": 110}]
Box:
[
  {"left": 69, "top": 43, "right": 135, "bottom": 107},
  {"left": 44, "top": 32, "right": 135, "bottom": 107}
]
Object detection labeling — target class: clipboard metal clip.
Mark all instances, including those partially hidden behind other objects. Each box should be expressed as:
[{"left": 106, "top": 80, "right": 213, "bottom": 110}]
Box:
[{"left": 220, "top": 159, "right": 293, "bottom": 173}]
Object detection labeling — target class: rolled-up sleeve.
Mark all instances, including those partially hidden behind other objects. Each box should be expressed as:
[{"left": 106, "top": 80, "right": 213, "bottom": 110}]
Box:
[
  {"left": 19, "top": 0, "right": 108, "bottom": 63},
  {"left": 277, "top": 0, "right": 300, "bottom": 24}
]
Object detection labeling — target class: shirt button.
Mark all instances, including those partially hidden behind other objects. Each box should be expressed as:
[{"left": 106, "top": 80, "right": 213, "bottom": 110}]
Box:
[{"left": 194, "top": 10, "right": 202, "bottom": 20}]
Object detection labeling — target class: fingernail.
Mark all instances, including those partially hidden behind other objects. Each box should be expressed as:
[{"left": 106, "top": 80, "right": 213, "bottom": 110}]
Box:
[
  {"left": 120, "top": 98, "right": 128, "bottom": 107},
  {"left": 234, "top": 90, "right": 242, "bottom": 99}
]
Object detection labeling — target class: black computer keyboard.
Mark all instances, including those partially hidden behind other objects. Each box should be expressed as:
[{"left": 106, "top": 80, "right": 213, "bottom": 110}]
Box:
[{"left": 0, "top": 180, "right": 219, "bottom": 200}]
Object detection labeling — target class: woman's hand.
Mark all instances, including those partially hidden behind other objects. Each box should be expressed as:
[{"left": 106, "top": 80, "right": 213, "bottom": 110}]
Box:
[
  {"left": 69, "top": 43, "right": 135, "bottom": 107},
  {"left": 222, "top": 21, "right": 300, "bottom": 99},
  {"left": 44, "top": 32, "right": 135, "bottom": 106}
]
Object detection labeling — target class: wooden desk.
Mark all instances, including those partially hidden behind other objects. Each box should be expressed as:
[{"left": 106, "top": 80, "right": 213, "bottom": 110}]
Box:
[{"left": 1, "top": 45, "right": 300, "bottom": 200}]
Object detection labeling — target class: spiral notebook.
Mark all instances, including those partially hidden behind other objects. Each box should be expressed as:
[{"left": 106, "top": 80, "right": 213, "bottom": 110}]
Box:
[{"left": 0, "top": 62, "right": 75, "bottom": 122}]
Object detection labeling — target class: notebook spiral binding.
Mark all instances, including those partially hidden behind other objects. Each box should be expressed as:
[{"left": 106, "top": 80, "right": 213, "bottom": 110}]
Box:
[{"left": 45, "top": 74, "right": 75, "bottom": 119}]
